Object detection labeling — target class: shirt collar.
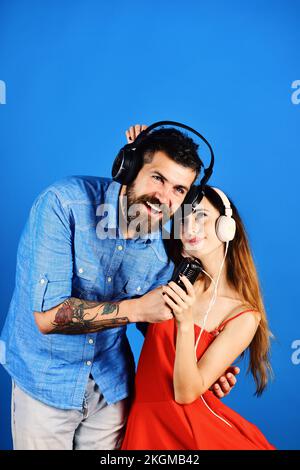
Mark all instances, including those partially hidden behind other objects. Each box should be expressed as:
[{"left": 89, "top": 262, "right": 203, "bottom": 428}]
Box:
[{"left": 104, "top": 180, "right": 121, "bottom": 230}]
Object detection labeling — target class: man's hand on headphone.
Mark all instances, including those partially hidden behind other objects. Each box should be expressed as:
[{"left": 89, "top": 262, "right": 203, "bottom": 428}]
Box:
[
  {"left": 210, "top": 366, "right": 240, "bottom": 398},
  {"left": 125, "top": 124, "right": 148, "bottom": 143}
]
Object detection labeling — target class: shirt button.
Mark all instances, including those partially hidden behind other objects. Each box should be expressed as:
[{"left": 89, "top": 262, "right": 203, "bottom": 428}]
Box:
[
  {"left": 136, "top": 286, "right": 141, "bottom": 292},
  {"left": 107, "top": 276, "right": 112, "bottom": 282},
  {"left": 86, "top": 361, "right": 92, "bottom": 366},
  {"left": 40, "top": 279, "right": 45, "bottom": 285},
  {"left": 88, "top": 339, "right": 94, "bottom": 345},
  {"left": 117, "top": 245, "right": 123, "bottom": 251},
  {"left": 78, "top": 268, "right": 84, "bottom": 274}
]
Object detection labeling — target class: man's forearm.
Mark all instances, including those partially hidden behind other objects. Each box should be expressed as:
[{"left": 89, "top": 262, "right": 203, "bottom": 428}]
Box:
[{"left": 35, "top": 297, "right": 139, "bottom": 335}]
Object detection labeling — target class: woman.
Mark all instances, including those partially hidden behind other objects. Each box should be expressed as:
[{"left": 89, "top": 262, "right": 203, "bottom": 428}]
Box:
[{"left": 120, "top": 138, "right": 275, "bottom": 449}]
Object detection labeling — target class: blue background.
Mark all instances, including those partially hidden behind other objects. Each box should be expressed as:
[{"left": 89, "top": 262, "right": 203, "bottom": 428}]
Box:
[{"left": 0, "top": 0, "right": 299, "bottom": 450}]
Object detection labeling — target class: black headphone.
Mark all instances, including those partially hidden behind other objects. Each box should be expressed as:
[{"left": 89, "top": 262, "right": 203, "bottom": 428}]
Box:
[{"left": 111, "top": 120, "right": 215, "bottom": 208}]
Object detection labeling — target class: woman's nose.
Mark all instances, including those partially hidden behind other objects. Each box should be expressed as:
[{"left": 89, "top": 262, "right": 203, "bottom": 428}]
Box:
[
  {"left": 185, "top": 217, "right": 204, "bottom": 237},
  {"left": 184, "top": 218, "right": 197, "bottom": 236}
]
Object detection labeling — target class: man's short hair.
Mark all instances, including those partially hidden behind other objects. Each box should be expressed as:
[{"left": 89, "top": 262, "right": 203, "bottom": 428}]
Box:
[{"left": 138, "top": 127, "right": 203, "bottom": 179}]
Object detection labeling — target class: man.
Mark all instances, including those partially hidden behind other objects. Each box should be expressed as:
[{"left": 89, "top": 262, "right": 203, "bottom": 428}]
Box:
[{"left": 0, "top": 124, "right": 239, "bottom": 450}]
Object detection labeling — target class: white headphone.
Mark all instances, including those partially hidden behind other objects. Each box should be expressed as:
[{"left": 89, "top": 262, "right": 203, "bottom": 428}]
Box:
[{"left": 212, "top": 187, "right": 236, "bottom": 242}]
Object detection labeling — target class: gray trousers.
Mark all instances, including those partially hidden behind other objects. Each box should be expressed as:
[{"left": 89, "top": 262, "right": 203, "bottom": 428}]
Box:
[{"left": 11, "top": 376, "right": 130, "bottom": 450}]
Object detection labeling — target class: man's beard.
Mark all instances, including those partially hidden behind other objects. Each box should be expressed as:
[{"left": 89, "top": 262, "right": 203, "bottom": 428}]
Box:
[{"left": 121, "top": 182, "right": 172, "bottom": 237}]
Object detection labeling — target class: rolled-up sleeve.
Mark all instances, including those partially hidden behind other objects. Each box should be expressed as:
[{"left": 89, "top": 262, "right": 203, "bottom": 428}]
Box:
[{"left": 29, "top": 190, "right": 73, "bottom": 312}]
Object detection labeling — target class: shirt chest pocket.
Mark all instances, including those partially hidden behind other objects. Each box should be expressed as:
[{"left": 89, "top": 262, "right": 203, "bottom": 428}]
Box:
[
  {"left": 72, "top": 258, "right": 98, "bottom": 297},
  {"left": 121, "top": 277, "right": 151, "bottom": 298}
]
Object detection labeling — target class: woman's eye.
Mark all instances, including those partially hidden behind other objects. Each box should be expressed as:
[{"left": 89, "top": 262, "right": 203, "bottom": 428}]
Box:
[
  {"left": 195, "top": 213, "right": 207, "bottom": 222},
  {"left": 180, "top": 212, "right": 207, "bottom": 225}
]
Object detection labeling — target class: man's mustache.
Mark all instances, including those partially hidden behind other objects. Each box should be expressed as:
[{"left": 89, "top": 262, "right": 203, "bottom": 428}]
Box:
[{"left": 129, "top": 194, "right": 172, "bottom": 217}]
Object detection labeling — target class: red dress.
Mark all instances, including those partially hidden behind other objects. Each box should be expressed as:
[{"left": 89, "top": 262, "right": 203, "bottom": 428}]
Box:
[{"left": 121, "top": 310, "right": 276, "bottom": 450}]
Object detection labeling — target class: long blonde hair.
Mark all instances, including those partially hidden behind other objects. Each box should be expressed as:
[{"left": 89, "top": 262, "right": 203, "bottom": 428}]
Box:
[{"left": 166, "top": 185, "right": 273, "bottom": 396}]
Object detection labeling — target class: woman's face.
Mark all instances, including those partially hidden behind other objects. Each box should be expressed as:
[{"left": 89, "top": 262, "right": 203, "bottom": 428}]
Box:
[{"left": 180, "top": 196, "right": 224, "bottom": 257}]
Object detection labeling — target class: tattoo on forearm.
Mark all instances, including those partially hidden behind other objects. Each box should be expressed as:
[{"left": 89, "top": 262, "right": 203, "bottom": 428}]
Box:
[
  {"left": 102, "top": 303, "right": 119, "bottom": 316},
  {"left": 49, "top": 297, "right": 128, "bottom": 335}
]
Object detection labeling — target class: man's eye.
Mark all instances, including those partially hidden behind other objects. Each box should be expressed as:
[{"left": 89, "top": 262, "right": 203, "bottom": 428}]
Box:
[
  {"left": 152, "top": 175, "right": 163, "bottom": 182},
  {"left": 176, "top": 188, "right": 185, "bottom": 194}
]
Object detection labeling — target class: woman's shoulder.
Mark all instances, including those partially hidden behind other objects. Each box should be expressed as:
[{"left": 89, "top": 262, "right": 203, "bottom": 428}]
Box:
[{"left": 218, "top": 302, "right": 262, "bottom": 331}]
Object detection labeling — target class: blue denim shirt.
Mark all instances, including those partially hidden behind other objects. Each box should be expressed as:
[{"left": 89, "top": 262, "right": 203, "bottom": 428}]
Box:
[{"left": 0, "top": 176, "right": 174, "bottom": 410}]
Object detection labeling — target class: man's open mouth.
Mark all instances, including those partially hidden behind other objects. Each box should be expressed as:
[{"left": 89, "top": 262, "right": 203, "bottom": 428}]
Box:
[{"left": 145, "top": 201, "right": 163, "bottom": 216}]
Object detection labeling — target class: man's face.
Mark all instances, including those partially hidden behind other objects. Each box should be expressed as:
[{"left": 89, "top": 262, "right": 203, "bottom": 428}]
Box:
[{"left": 121, "top": 151, "right": 197, "bottom": 235}]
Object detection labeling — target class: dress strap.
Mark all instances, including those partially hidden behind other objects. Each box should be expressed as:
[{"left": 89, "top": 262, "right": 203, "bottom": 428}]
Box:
[{"left": 216, "top": 309, "right": 257, "bottom": 333}]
